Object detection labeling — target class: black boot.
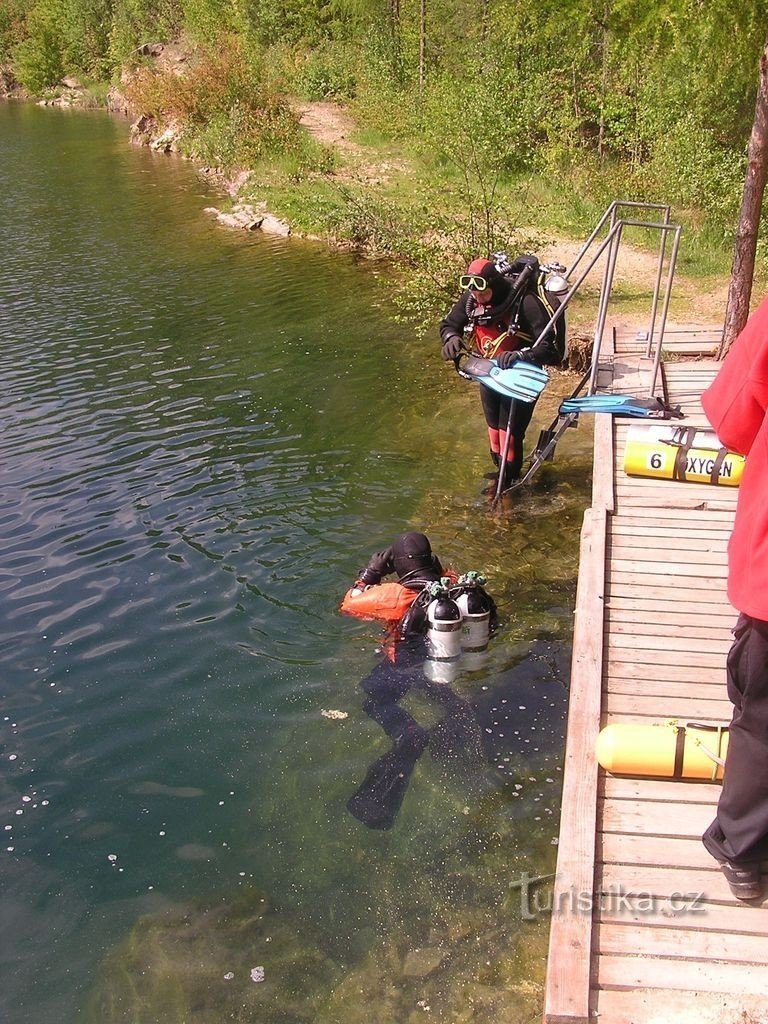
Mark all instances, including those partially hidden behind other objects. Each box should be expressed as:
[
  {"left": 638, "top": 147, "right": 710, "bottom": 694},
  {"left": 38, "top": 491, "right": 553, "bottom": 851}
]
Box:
[{"left": 483, "top": 451, "right": 501, "bottom": 480}]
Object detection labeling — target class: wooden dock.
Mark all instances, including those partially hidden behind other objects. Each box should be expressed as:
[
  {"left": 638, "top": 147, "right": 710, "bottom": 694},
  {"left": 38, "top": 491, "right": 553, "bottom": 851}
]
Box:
[{"left": 543, "top": 328, "right": 768, "bottom": 1023}]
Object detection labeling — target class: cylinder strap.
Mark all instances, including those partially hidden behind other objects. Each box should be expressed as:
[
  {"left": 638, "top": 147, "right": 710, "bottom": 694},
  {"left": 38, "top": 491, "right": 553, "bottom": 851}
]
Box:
[
  {"left": 673, "top": 725, "right": 686, "bottom": 778},
  {"left": 671, "top": 427, "right": 697, "bottom": 482},
  {"left": 710, "top": 446, "right": 729, "bottom": 485}
]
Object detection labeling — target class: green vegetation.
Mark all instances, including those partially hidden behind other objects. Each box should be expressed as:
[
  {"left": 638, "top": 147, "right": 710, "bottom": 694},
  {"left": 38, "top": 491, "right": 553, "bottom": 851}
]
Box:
[{"left": 3, "top": 0, "right": 768, "bottom": 313}]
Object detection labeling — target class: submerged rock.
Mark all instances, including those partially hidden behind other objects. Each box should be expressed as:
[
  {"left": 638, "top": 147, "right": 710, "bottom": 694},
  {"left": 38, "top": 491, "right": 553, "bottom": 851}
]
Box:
[
  {"left": 203, "top": 203, "right": 291, "bottom": 236},
  {"left": 84, "top": 891, "right": 340, "bottom": 1023}
]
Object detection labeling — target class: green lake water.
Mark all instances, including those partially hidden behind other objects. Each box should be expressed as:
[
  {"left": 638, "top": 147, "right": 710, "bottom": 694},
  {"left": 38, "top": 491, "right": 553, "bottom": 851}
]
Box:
[{"left": 0, "top": 101, "right": 594, "bottom": 1023}]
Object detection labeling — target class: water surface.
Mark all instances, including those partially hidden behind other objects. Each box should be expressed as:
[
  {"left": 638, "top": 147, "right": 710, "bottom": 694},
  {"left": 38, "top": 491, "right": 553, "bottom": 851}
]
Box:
[{"left": 0, "top": 102, "right": 593, "bottom": 1023}]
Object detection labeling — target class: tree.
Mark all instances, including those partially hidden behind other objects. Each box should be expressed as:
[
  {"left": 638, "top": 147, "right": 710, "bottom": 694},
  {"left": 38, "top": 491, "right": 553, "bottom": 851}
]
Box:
[{"left": 720, "top": 34, "right": 768, "bottom": 357}]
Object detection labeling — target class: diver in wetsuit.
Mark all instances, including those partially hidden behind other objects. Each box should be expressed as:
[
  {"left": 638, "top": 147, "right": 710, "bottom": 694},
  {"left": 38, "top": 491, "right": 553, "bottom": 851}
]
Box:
[
  {"left": 440, "top": 256, "right": 562, "bottom": 489},
  {"left": 347, "top": 532, "right": 495, "bottom": 830}
]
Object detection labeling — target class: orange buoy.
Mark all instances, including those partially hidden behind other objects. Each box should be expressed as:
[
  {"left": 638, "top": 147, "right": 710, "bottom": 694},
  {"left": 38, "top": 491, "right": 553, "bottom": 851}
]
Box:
[{"left": 596, "top": 721, "right": 728, "bottom": 781}]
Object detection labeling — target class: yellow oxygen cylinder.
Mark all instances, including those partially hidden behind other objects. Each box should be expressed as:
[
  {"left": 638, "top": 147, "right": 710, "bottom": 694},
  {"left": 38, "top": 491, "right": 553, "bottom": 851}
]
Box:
[
  {"left": 596, "top": 721, "right": 728, "bottom": 781},
  {"left": 623, "top": 425, "right": 744, "bottom": 486}
]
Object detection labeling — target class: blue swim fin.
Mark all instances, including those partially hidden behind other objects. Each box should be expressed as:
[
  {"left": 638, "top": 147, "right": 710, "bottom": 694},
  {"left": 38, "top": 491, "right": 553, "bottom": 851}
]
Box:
[
  {"left": 559, "top": 394, "right": 683, "bottom": 419},
  {"left": 458, "top": 356, "right": 549, "bottom": 403}
]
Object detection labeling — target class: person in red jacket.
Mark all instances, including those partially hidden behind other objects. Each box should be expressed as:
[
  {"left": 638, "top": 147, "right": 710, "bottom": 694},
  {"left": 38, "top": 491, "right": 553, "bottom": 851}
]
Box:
[{"left": 701, "top": 295, "right": 768, "bottom": 901}]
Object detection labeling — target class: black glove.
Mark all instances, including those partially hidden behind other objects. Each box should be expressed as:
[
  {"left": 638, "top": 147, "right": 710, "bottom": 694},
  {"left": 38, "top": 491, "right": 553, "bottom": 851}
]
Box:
[
  {"left": 497, "top": 350, "right": 523, "bottom": 369},
  {"left": 441, "top": 336, "right": 464, "bottom": 361}
]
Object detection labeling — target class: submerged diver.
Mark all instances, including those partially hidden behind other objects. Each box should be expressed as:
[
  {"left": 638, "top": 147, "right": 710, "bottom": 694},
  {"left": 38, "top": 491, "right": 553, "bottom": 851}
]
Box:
[
  {"left": 343, "top": 532, "right": 496, "bottom": 830},
  {"left": 439, "top": 256, "right": 563, "bottom": 490}
]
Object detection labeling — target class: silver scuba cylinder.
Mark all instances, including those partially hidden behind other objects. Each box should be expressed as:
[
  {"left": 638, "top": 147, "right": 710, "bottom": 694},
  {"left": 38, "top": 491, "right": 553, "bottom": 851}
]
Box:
[
  {"left": 424, "top": 579, "right": 462, "bottom": 684},
  {"left": 453, "top": 571, "right": 492, "bottom": 670},
  {"left": 542, "top": 261, "right": 569, "bottom": 296}
]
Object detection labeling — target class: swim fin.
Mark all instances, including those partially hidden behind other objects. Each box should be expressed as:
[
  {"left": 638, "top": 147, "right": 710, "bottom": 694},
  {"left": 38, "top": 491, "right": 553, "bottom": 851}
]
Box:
[
  {"left": 559, "top": 394, "right": 684, "bottom": 419},
  {"left": 458, "top": 355, "right": 549, "bottom": 403},
  {"left": 346, "top": 726, "right": 429, "bottom": 830}
]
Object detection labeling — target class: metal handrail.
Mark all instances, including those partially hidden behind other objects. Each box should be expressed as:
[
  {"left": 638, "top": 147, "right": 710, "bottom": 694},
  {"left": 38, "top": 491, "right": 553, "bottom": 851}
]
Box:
[
  {"left": 497, "top": 200, "right": 683, "bottom": 501},
  {"left": 535, "top": 201, "right": 682, "bottom": 397}
]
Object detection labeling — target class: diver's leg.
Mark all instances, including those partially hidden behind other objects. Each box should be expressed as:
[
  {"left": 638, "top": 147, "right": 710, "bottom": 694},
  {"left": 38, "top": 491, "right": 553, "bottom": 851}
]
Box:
[
  {"left": 480, "top": 389, "right": 505, "bottom": 492},
  {"left": 360, "top": 661, "right": 423, "bottom": 742},
  {"left": 423, "top": 679, "right": 483, "bottom": 760},
  {"left": 506, "top": 399, "right": 536, "bottom": 482},
  {"left": 349, "top": 658, "right": 430, "bottom": 829}
]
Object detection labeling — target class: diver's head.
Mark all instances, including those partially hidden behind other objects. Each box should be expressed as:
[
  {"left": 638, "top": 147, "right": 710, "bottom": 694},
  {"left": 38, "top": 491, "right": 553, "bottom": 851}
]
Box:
[
  {"left": 391, "top": 532, "right": 442, "bottom": 583},
  {"left": 460, "top": 258, "right": 507, "bottom": 305}
]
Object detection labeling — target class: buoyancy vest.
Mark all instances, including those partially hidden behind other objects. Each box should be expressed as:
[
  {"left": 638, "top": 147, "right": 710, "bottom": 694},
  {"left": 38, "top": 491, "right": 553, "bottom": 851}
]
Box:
[{"left": 469, "top": 301, "right": 531, "bottom": 359}]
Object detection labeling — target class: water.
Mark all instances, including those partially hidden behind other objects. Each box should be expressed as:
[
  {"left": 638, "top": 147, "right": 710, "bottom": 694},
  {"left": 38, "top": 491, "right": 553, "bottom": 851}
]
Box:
[{"left": 0, "top": 102, "right": 593, "bottom": 1023}]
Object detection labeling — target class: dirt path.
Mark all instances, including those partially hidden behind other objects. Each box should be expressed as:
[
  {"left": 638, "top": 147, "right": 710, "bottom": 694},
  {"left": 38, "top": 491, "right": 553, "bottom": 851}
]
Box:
[
  {"left": 296, "top": 101, "right": 727, "bottom": 327},
  {"left": 294, "top": 100, "right": 409, "bottom": 185}
]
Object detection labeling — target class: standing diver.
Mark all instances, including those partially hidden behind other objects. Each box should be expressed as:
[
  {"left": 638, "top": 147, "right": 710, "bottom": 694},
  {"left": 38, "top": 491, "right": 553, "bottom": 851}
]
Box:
[
  {"left": 439, "top": 256, "right": 563, "bottom": 491},
  {"left": 343, "top": 532, "right": 496, "bottom": 829}
]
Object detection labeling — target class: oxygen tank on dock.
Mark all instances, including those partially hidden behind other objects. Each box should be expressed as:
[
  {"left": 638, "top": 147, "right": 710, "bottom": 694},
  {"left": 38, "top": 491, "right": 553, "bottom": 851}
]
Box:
[
  {"left": 596, "top": 721, "right": 728, "bottom": 781},
  {"left": 424, "top": 579, "right": 462, "bottom": 684}
]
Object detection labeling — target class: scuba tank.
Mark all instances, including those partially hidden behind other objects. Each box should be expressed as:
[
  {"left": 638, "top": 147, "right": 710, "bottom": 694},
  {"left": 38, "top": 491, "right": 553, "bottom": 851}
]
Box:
[
  {"left": 452, "top": 571, "right": 492, "bottom": 657},
  {"left": 424, "top": 579, "right": 462, "bottom": 684}
]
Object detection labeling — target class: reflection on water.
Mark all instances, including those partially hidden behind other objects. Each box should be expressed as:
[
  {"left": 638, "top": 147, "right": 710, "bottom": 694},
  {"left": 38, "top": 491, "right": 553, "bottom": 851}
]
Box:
[{"left": 0, "top": 102, "right": 593, "bottom": 1024}]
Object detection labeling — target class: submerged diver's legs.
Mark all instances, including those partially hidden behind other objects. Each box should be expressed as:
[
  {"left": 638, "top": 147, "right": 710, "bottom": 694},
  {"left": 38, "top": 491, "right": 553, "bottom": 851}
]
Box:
[
  {"left": 423, "top": 679, "right": 483, "bottom": 761},
  {"left": 360, "top": 659, "right": 426, "bottom": 743},
  {"left": 349, "top": 654, "right": 430, "bottom": 829},
  {"left": 347, "top": 729, "right": 430, "bottom": 830}
]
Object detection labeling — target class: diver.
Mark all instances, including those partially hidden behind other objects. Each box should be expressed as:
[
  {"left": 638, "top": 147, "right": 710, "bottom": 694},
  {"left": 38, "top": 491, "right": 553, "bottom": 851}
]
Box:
[
  {"left": 343, "top": 532, "right": 496, "bottom": 830},
  {"left": 439, "top": 256, "right": 564, "bottom": 491}
]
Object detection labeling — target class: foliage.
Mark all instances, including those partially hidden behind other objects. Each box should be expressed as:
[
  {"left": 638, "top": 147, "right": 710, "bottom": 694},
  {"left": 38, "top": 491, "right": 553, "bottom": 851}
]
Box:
[
  {"left": 123, "top": 35, "right": 332, "bottom": 174},
  {"left": 6, "top": 0, "right": 768, "bottom": 271}
]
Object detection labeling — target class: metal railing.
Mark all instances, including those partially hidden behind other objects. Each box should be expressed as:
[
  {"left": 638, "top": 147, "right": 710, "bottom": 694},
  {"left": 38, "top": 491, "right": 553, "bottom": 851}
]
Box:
[{"left": 498, "top": 200, "right": 683, "bottom": 499}]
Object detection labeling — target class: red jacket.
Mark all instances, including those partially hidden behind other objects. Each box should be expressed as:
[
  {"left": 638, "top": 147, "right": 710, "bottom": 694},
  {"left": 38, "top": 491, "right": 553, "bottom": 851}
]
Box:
[{"left": 702, "top": 296, "right": 768, "bottom": 620}]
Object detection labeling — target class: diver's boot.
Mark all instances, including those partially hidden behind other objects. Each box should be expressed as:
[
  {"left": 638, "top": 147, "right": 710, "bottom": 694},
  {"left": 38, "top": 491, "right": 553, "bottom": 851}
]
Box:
[
  {"left": 499, "top": 454, "right": 523, "bottom": 492},
  {"left": 483, "top": 451, "right": 501, "bottom": 480}
]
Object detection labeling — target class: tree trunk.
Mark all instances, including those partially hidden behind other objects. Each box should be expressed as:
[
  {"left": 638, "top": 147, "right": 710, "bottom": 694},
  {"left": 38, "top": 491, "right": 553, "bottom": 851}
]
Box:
[{"left": 719, "top": 35, "right": 768, "bottom": 358}]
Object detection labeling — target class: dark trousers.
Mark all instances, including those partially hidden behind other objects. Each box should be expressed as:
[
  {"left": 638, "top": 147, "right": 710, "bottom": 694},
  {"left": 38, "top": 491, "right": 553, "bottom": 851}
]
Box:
[
  {"left": 360, "top": 648, "right": 476, "bottom": 744},
  {"left": 479, "top": 388, "right": 535, "bottom": 479},
  {"left": 703, "top": 614, "right": 768, "bottom": 863}
]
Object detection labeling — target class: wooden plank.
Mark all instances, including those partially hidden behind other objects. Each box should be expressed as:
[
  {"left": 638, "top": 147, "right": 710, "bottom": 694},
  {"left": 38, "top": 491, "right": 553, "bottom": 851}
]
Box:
[
  {"left": 544, "top": 507, "right": 606, "bottom": 1024},
  {"left": 608, "top": 573, "right": 727, "bottom": 595},
  {"left": 596, "top": 862, "right": 735, "bottom": 905},
  {"left": 606, "top": 608, "right": 735, "bottom": 631},
  {"left": 610, "top": 523, "right": 733, "bottom": 540},
  {"left": 601, "top": 776, "right": 722, "bottom": 802},
  {"left": 597, "top": 896, "right": 768, "bottom": 935},
  {"left": 614, "top": 492, "right": 738, "bottom": 514},
  {"left": 592, "top": 410, "right": 615, "bottom": 512},
  {"left": 609, "top": 506, "right": 735, "bottom": 524},
  {"left": 593, "top": 988, "right": 768, "bottom": 1024},
  {"left": 597, "top": 953, "right": 768, "bottom": 995},
  {"left": 603, "top": 692, "right": 731, "bottom": 719},
  {"left": 606, "top": 593, "right": 734, "bottom": 614},
  {"left": 600, "top": 832, "right": 718, "bottom": 867},
  {"left": 609, "top": 558, "right": 727, "bottom": 578},
  {"left": 600, "top": 800, "right": 714, "bottom": 837},
  {"left": 606, "top": 631, "right": 730, "bottom": 655},
  {"left": 604, "top": 662, "right": 725, "bottom": 684},
  {"left": 609, "top": 533, "right": 729, "bottom": 552},
  {"left": 595, "top": 921, "right": 768, "bottom": 964},
  {"left": 604, "top": 676, "right": 728, "bottom": 698},
  {"left": 607, "top": 618, "right": 733, "bottom": 641},
  {"left": 605, "top": 646, "right": 726, "bottom": 669}
]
